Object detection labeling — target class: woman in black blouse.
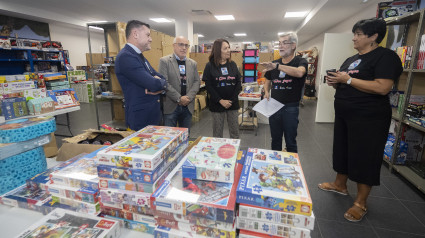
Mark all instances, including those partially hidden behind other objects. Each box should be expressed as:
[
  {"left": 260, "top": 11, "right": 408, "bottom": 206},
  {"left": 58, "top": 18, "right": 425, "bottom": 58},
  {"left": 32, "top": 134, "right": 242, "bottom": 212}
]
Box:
[
  {"left": 202, "top": 39, "right": 242, "bottom": 139},
  {"left": 318, "top": 18, "right": 403, "bottom": 222}
]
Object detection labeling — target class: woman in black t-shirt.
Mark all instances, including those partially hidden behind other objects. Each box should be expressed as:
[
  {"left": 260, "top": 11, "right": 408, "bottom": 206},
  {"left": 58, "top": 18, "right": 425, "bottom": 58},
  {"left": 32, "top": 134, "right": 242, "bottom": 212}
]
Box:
[
  {"left": 202, "top": 39, "right": 242, "bottom": 139},
  {"left": 318, "top": 18, "right": 402, "bottom": 222}
]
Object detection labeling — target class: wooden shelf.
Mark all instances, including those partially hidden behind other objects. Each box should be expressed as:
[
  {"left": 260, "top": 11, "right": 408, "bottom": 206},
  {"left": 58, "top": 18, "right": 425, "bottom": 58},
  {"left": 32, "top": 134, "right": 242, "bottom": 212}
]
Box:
[{"left": 393, "top": 165, "right": 425, "bottom": 194}]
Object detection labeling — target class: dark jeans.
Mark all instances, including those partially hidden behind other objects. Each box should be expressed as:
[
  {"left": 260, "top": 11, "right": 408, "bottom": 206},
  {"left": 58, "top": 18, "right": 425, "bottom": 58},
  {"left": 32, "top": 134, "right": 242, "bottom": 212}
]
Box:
[
  {"left": 269, "top": 103, "right": 300, "bottom": 152},
  {"left": 164, "top": 105, "right": 192, "bottom": 130}
]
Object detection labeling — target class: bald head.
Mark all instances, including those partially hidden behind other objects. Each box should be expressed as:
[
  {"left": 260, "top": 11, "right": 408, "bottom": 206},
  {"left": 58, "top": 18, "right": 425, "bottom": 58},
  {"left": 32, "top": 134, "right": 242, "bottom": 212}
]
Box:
[{"left": 173, "top": 36, "right": 190, "bottom": 59}]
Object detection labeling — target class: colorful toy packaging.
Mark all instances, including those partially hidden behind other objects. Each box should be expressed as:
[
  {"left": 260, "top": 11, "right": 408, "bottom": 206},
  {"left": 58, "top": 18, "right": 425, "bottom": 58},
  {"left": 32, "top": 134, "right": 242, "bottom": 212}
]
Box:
[
  {"left": 182, "top": 137, "right": 241, "bottom": 183},
  {"left": 237, "top": 148, "right": 312, "bottom": 216},
  {"left": 97, "top": 126, "right": 188, "bottom": 170},
  {"left": 151, "top": 151, "right": 244, "bottom": 224},
  {"left": 15, "top": 208, "right": 121, "bottom": 238}
]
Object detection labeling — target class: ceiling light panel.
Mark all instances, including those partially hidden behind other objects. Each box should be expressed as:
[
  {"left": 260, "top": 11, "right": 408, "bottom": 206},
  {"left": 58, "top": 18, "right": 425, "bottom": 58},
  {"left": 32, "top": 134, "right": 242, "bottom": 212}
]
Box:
[
  {"left": 284, "top": 11, "right": 308, "bottom": 18},
  {"left": 234, "top": 33, "right": 246, "bottom": 36},
  {"left": 149, "top": 18, "right": 172, "bottom": 23},
  {"left": 215, "top": 15, "right": 235, "bottom": 21}
]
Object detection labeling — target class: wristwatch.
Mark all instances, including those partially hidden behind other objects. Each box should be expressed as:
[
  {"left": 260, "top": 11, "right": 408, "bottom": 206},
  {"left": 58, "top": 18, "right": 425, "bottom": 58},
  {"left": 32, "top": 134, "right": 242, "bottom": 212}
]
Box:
[{"left": 346, "top": 77, "right": 352, "bottom": 85}]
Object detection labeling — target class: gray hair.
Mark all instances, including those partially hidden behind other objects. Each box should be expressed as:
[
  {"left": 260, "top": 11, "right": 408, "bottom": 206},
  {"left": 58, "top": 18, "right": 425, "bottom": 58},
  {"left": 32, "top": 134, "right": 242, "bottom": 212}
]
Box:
[{"left": 279, "top": 32, "right": 298, "bottom": 45}]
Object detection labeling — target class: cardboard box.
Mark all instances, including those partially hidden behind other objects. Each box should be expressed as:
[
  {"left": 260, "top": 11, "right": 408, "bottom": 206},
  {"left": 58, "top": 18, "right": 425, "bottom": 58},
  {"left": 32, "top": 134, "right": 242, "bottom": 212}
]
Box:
[
  {"left": 43, "top": 133, "right": 58, "bottom": 158},
  {"left": 57, "top": 129, "right": 133, "bottom": 161},
  {"left": 195, "top": 94, "right": 206, "bottom": 110}
]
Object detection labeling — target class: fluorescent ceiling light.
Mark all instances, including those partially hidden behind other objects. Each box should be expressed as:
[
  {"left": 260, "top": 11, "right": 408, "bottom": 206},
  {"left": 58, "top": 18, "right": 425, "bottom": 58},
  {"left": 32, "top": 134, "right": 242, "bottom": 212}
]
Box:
[
  {"left": 284, "top": 11, "right": 308, "bottom": 18},
  {"left": 88, "top": 21, "right": 107, "bottom": 23},
  {"left": 89, "top": 26, "right": 104, "bottom": 31},
  {"left": 243, "top": 42, "right": 252, "bottom": 44},
  {"left": 149, "top": 18, "right": 172, "bottom": 23},
  {"left": 277, "top": 32, "right": 285, "bottom": 36},
  {"left": 234, "top": 33, "right": 246, "bottom": 36},
  {"left": 197, "top": 34, "right": 204, "bottom": 37},
  {"left": 215, "top": 15, "right": 235, "bottom": 21}
]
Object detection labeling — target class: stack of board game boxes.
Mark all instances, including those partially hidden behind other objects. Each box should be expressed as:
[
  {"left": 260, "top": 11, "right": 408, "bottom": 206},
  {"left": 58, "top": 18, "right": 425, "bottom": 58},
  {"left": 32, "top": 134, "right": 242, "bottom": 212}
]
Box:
[
  {"left": 95, "top": 126, "right": 189, "bottom": 235},
  {"left": 15, "top": 208, "right": 121, "bottom": 238},
  {"left": 1, "top": 150, "right": 103, "bottom": 215},
  {"left": 0, "top": 116, "right": 55, "bottom": 195},
  {"left": 151, "top": 137, "right": 242, "bottom": 238},
  {"left": 236, "top": 148, "right": 314, "bottom": 238}
]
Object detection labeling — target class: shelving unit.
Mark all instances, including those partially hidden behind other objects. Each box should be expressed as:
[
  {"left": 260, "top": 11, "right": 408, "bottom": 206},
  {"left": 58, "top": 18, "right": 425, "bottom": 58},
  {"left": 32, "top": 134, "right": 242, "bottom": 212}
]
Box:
[
  {"left": 386, "top": 9, "right": 425, "bottom": 194},
  {"left": 87, "top": 22, "right": 127, "bottom": 130},
  {"left": 0, "top": 47, "right": 66, "bottom": 75},
  {"left": 305, "top": 55, "right": 318, "bottom": 98}
]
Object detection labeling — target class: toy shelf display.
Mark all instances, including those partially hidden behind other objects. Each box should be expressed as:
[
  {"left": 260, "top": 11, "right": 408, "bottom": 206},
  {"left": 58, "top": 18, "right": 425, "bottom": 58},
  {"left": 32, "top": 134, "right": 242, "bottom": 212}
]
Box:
[{"left": 243, "top": 49, "right": 260, "bottom": 83}]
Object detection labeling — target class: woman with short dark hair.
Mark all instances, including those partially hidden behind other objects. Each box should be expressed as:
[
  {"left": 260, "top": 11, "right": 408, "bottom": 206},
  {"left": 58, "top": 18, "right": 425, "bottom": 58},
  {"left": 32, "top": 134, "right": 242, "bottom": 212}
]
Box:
[
  {"left": 202, "top": 39, "right": 242, "bottom": 138},
  {"left": 318, "top": 18, "right": 403, "bottom": 222}
]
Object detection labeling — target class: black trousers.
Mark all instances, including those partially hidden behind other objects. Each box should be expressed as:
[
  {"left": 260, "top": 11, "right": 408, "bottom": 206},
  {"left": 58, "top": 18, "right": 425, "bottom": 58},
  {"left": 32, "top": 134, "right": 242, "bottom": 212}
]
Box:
[{"left": 333, "top": 98, "right": 391, "bottom": 186}]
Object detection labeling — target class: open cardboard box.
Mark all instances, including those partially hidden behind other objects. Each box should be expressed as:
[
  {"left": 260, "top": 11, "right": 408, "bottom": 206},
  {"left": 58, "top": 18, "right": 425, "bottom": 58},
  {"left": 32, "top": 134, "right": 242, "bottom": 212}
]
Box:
[{"left": 56, "top": 129, "right": 134, "bottom": 161}]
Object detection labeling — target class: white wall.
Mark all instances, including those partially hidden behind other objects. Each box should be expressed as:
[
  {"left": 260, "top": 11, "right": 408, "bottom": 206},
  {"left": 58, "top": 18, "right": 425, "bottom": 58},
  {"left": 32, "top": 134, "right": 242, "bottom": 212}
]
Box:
[
  {"left": 49, "top": 22, "right": 105, "bottom": 67},
  {"left": 298, "top": 7, "right": 378, "bottom": 94}
]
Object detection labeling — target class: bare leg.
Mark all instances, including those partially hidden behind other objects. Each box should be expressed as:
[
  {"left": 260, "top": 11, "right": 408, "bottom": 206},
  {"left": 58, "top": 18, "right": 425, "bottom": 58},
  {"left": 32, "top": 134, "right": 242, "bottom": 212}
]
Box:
[{"left": 355, "top": 183, "right": 371, "bottom": 208}]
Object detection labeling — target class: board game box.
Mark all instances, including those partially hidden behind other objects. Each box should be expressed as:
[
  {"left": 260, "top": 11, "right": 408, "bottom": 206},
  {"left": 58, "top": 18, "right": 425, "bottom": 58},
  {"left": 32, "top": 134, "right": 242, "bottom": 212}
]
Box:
[
  {"left": 155, "top": 216, "right": 236, "bottom": 237},
  {"left": 96, "top": 127, "right": 188, "bottom": 170},
  {"left": 237, "top": 217, "right": 310, "bottom": 238},
  {"left": 16, "top": 208, "right": 121, "bottom": 238},
  {"left": 155, "top": 226, "right": 195, "bottom": 238},
  {"left": 51, "top": 194, "right": 100, "bottom": 215},
  {"left": 182, "top": 137, "right": 241, "bottom": 183},
  {"left": 45, "top": 182, "right": 99, "bottom": 204},
  {"left": 99, "top": 187, "right": 151, "bottom": 208},
  {"left": 236, "top": 148, "right": 312, "bottom": 216},
  {"left": 101, "top": 203, "right": 154, "bottom": 217},
  {"left": 151, "top": 151, "right": 244, "bottom": 223},
  {"left": 104, "top": 214, "right": 156, "bottom": 235},
  {"left": 154, "top": 210, "right": 235, "bottom": 232},
  {"left": 238, "top": 204, "right": 315, "bottom": 230},
  {"left": 97, "top": 141, "right": 187, "bottom": 184},
  {"left": 49, "top": 149, "right": 101, "bottom": 190}
]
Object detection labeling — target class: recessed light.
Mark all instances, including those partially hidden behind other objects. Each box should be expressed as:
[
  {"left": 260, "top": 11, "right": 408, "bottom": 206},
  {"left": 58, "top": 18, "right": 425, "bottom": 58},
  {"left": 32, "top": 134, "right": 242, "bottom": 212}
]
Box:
[
  {"left": 149, "top": 18, "right": 172, "bottom": 23},
  {"left": 278, "top": 32, "right": 285, "bottom": 36},
  {"left": 234, "top": 33, "right": 247, "bottom": 36},
  {"left": 284, "top": 11, "right": 308, "bottom": 18},
  {"left": 243, "top": 42, "right": 252, "bottom": 44},
  {"left": 215, "top": 15, "right": 235, "bottom": 21},
  {"left": 362, "top": 0, "right": 369, "bottom": 3},
  {"left": 197, "top": 34, "right": 204, "bottom": 37}
]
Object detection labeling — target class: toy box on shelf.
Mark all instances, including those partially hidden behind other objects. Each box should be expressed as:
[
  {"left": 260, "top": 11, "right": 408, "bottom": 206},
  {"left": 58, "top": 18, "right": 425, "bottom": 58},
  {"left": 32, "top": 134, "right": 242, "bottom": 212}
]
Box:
[
  {"left": 0, "top": 97, "right": 28, "bottom": 119},
  {"left": 51, "top": 194, "right": 101, "bottom": 215},
  {"left": 181, "top": 137, "right": 241, "bottom": 183},
  {"left": 15, "top": 208, "right": 121, "bottom": 238},
  {"left": 237, "top": 216, "right": 310, "bottom": 238},
  {"left": 96, "top": 126, "right": 188, "bottom": 170},
  {"left": 237, "top": 148, "right": 313, "bottom": 216},
  {"left": 46, "top": 88, "right": 80, "bottom": 109},
  {"left": 151, "top": 151, "right": 244, "bottom": 224},
  {"left": 103, "top": 214, "right": 156, "bottom": 235}
]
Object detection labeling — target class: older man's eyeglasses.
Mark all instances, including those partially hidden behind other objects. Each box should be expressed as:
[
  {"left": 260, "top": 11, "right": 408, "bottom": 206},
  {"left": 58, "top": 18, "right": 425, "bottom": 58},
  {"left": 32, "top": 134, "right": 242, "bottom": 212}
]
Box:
[
  {"left": 278, "top": 41, "right": 293, "bottom": 46},
  {"left": 175, "top": 43, "right": 190, "bottom": 49}
]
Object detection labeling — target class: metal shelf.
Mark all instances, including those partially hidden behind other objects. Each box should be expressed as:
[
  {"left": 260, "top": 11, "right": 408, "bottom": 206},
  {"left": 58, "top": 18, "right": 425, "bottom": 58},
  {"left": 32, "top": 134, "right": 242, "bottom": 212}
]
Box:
[
  {"left": 393, "top": 165, "right": 425, "bottom": 194},
  {"left": 5, "top": 106, "right": 81, "bottom": 121},
  {"left": 0, "top": 59, "right": 28, "bottom": 62},
  {"left": 403, "top": 119, "right": 425, "bottom": 133}
]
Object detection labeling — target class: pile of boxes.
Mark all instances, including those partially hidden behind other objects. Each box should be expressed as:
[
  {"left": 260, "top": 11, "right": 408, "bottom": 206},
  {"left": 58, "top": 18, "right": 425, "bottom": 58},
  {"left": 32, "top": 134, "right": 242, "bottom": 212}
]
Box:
[
  {"left": 95, "top": 126, "right": 189, "bottom": 235},
  {"left": 151, "top": 137, "right": 241, "bottom": 237},
  {"left": 0, "top": 116, "right": 55, "bottom": 194},
  {"left": 236, "top": 148, "right": 314, "bottom": 238}
]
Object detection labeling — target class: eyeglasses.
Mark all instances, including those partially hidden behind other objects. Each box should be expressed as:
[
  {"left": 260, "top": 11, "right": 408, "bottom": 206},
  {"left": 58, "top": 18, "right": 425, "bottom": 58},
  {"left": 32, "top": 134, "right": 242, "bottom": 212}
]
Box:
[
  {"left": 175, "top": 43, "right": 190, "bottom": 49},
  {"left": 278, "top": 41, "right": 294, "bottom": 46}
]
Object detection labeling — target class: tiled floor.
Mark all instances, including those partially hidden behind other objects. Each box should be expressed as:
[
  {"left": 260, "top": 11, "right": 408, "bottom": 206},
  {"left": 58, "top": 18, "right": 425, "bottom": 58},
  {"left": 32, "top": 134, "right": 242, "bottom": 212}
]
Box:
[{"left": 56, "top": 99, "right": 425, "bottom": 238}]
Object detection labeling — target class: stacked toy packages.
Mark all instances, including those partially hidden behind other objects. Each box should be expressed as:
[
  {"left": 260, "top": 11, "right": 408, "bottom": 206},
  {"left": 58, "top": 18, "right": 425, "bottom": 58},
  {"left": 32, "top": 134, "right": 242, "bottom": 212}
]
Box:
[
  {"left": 0, "top": 116, "right": 55, "bottom": 194},
  {"left": 96, "top": 126, "right": 189, "bottom": 235},
  {"left": 152, "top": 137, "right": 241, "bottom": 238},
  {"left": 15, "top": 208, "right": 121, "bottom": 238},
  {"left": 236, "top": 148, "right": 314, "bottom": 238}
]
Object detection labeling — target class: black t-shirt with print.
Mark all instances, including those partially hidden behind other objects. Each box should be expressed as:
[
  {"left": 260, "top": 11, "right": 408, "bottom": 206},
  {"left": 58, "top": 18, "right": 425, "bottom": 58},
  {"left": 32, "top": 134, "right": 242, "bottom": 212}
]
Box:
[
  {"left": 264, "top": 56, "right": 308, "bottom": 104},
  {"left": 335, "top": 47, "right": 402, "bottom": 102},
  {"left": 202, "top": 61, "right": 242, "bottom": 112},
  {"left": 176, "top": 59, "right": 187, "bottom": 96}
]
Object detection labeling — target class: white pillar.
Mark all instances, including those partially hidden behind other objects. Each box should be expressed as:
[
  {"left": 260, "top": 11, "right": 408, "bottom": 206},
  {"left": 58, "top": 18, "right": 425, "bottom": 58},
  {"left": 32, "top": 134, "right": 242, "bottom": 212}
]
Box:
[{"left": 175, "top": 18, "right": 193, "bottom": 45}]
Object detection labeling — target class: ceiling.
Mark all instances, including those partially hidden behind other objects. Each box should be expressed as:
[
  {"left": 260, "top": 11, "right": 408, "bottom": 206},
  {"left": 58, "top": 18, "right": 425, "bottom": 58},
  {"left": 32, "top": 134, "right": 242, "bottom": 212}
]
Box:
[{"left": 0, "top": 0, "right": 379, "bottom": 45}]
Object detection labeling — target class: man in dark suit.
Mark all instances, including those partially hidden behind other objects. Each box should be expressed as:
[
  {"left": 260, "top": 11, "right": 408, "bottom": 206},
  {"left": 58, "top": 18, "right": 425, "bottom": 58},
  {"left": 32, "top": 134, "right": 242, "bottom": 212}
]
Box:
[
  {"left": 158, "top": 36, "right": 200, "bottom": 130},
  {"left": 115, "top": 20, "right": 167, "bottom": 131}
]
